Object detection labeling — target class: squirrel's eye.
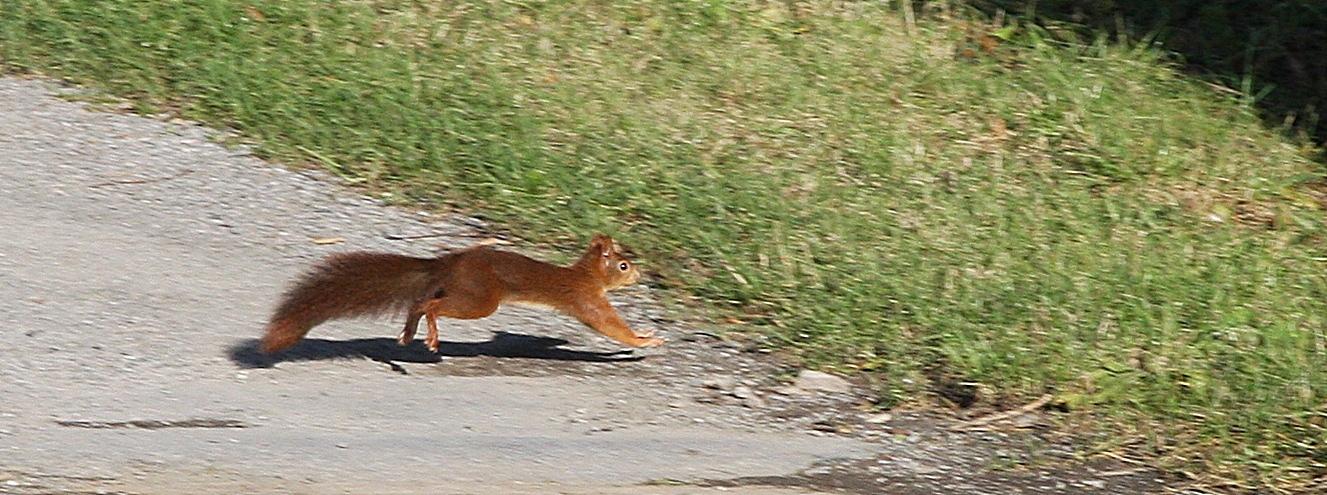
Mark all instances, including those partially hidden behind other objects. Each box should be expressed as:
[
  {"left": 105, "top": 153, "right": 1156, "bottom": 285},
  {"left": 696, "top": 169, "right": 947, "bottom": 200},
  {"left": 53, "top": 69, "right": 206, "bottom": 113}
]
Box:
[{"left": 618, "top": 262, "right": 629, "bottom": 271}]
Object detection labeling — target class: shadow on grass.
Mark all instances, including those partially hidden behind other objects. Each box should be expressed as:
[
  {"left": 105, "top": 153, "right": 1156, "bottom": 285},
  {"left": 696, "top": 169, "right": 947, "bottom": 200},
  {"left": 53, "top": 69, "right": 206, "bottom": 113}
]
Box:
[{"left": 227, "top": 331, "right": 642, "bottom": 369}]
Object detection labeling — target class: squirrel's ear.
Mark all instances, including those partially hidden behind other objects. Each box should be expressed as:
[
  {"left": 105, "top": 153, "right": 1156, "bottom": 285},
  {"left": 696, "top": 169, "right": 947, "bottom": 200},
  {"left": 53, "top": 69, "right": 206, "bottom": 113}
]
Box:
[{"left": 590, "top": 233, "right": 614, "bottom": 256}]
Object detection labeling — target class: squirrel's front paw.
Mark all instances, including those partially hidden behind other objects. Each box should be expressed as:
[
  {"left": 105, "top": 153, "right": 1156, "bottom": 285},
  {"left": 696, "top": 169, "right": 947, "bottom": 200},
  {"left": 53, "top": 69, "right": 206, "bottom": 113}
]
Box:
[{"left": 634, "top": 333, "right": 666, "bottom": 348}]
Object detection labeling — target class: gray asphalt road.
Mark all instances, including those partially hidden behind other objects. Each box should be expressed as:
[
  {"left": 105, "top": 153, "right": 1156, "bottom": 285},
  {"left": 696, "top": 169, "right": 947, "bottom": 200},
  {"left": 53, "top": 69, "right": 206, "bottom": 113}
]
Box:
[{"left": 0, "top": 77, "right": 873, "bottom": 494}]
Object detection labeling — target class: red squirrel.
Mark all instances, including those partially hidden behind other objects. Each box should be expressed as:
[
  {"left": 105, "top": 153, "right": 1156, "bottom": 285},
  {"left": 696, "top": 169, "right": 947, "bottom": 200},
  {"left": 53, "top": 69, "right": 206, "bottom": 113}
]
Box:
[{"left": 260, "top": 233, "right": 664, "bottom": 353}]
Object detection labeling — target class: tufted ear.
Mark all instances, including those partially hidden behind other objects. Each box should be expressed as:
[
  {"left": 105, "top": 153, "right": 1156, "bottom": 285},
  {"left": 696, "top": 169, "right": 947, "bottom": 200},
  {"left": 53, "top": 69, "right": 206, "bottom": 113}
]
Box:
[{"left": 590, "top": 233, "right": 614, "bottom": 256}]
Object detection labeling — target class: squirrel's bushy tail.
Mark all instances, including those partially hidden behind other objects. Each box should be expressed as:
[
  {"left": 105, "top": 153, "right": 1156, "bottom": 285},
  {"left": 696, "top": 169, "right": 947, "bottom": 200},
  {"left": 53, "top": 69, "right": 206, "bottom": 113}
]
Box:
[{"left": 260, "top": 252, "right": 438, "bottom": 353}]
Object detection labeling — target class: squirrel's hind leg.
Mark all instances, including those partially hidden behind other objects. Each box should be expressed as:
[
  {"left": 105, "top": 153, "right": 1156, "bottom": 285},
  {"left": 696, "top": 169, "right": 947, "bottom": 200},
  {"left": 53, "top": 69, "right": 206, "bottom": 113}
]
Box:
[
  {"left": 417, "top": 292, "right": 502, "bottom": 353},
  {"left": 397, "top": 310, "right": 423, "bottom": 346}
]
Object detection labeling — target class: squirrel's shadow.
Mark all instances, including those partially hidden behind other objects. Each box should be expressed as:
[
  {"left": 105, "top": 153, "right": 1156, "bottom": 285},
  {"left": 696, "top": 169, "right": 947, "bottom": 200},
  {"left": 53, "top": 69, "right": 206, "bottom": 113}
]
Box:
[{"left": 227, "top": 331, "right": 642, "bottom": 369}]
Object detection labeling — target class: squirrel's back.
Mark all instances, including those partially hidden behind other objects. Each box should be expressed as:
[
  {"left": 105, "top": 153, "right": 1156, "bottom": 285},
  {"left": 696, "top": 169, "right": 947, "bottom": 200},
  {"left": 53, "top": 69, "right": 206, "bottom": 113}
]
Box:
[{"left": 260, "top": 252, "right": 445, "bottom": 353}]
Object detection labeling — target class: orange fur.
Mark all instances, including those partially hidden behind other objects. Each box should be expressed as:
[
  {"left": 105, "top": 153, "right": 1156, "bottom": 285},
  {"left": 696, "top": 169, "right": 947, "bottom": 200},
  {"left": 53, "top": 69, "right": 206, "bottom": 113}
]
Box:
[{"left": 260, "top": 234, "right": 662, "bottom": 353}]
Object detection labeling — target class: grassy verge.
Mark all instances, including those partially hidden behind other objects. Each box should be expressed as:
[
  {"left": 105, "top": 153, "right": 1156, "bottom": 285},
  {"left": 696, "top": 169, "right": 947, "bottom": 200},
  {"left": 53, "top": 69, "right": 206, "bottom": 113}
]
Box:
[{"left": 3, "top": 1, "right": 1324, "bottom": 490}]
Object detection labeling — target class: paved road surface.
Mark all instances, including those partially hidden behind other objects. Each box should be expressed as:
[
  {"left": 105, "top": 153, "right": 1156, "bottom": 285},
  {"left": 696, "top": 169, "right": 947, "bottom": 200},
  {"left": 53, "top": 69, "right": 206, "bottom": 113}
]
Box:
[{"left": 0, "top": 77, "right": 872, "bottom": 495}]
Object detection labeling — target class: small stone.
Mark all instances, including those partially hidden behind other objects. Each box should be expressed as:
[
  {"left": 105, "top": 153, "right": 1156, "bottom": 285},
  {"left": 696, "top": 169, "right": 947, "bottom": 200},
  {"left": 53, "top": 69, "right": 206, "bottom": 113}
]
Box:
[
  {"left": 730, "top": 385, "right": 755, "bottom": 399},
  {"left": 701, "top": 377, "right": 737, "bottom": 392},
  {"left": 864, "top": 412, "right": 894, "bottom": 424},
  {"left": 1012, "top": 412, "right": 1042, "bottom": 429},
  {"left": 742, "top": 395, "right": 767, "bottom": 409},
  {"left": 793, "top": 370, "right": 851, "bottom": 394},
  {"left": 771, "top": 385, "right": 809, "bottom": 396}
]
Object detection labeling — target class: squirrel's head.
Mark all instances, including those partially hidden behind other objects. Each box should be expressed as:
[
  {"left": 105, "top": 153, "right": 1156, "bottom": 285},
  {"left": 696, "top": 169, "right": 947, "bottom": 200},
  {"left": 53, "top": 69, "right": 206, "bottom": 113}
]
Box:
[{"left": 580, "top": 233, "right": 640, "bottom": 291}]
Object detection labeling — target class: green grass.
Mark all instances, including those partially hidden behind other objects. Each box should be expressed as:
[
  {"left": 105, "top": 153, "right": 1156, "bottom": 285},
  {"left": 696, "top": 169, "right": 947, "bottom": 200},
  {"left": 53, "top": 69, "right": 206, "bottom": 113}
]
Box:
[{"left": 3, "top": 1, "right": 1325, "bottom": 490}]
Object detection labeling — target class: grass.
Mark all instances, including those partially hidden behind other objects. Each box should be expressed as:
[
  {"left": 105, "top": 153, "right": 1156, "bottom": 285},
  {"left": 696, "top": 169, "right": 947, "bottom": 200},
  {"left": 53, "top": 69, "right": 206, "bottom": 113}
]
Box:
[{"left": 3, "top": 0, "right": 1325, "bottom": 490}]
